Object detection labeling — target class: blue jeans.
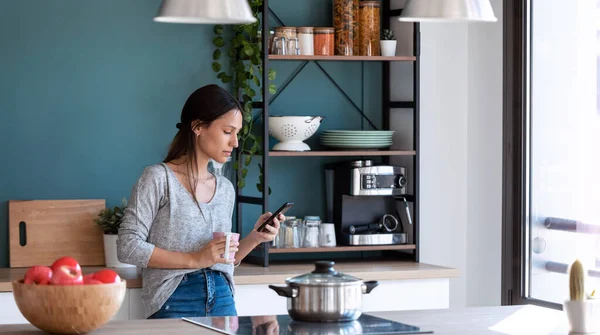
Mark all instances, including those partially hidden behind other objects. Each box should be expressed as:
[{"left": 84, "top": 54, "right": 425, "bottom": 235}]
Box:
[{"left": 148, "top": 269, "right": 237, "bottom": 319}]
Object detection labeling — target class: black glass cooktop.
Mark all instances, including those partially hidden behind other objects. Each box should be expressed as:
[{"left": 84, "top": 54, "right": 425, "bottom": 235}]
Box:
[{"left": 182, "top": 313, "right": 433, "bottom": 335}]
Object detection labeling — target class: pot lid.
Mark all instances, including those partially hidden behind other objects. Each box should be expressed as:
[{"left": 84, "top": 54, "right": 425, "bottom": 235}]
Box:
[{"left": 286, "top": 261, "right": 362, "bottom": 286}]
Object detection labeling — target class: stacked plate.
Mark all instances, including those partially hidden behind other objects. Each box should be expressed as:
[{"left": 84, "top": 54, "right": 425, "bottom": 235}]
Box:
[{"left": 320, "top": 130, "right": 394, "bottom": 149}]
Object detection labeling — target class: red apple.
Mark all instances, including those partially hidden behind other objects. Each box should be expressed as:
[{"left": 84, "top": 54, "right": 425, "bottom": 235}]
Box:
[
  {"left": 23, "top": 265, "right": 53, "bottom": 285},
  {"left": 50, "top": 256, "right": 83, "bottom": 285},
  {"left": 91, "top": 269, "right": 120, "bottom": 284},
  {"left": 83, "top": 274, "right": 103, "bottom": 285}
]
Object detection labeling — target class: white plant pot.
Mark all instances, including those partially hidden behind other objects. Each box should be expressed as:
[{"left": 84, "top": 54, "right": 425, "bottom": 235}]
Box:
[
  {"left": 380, "top": 40, "right": 397, "bottom": 57},
  {"left": 103, "top": 234, "right": 135, "bottom": 268},
  {"left": 564, "top": 299, "right": 600, "bottom": 334}
]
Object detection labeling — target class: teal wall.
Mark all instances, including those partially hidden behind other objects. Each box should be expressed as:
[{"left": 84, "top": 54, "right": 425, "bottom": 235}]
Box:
[{"left": 0, "top": 1, "right": 382, "bottom": 267}]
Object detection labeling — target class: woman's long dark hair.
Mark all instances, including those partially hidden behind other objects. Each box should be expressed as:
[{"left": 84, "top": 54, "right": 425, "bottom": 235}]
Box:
[{"left": 163, "top": 84, "right": 242, "bottom": 200}]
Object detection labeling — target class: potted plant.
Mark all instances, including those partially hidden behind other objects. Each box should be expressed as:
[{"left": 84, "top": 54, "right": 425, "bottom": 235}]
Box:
[
  {"left": 564, "top": 259, "right": 600, "bottom": 333},
  {"left": 95, "top": 199, "right": 135, "bottom": 268},
  {"left": 380, "top": 29, "right": 397, "bottom": 57}
]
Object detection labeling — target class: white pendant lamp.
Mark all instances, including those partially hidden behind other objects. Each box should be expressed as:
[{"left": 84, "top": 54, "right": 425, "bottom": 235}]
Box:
[
  {"left": 398, "top": 0, "right": 497, "bottom": 22},
  {"left": 154, "top": 0, "right": 257, "bottom": 24}
]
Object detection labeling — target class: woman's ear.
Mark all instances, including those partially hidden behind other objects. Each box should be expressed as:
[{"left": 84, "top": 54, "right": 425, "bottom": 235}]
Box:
[{"left": 191, "top": 120, "right": 202, "bottom": 137}]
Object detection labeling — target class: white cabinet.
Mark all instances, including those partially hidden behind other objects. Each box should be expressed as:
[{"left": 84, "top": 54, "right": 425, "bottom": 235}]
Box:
[
  {"left": 235, "top": 284, "right": 288, "bottom": 316},
  {"left": 235, "top": 279, "right": 450, "bottom": 316},
  {"left": 0, "top": 278, "right": 450, "bottom": 324},
  {"left": 361, "top": 278, "right": 450, "bottom": 312},
  {"left": 0, "top": 293, "right": 27, "bottom": 324},
  {"left": 112, "top": 289, "right": 131, "bottom": 321},
  {"left": 128, "top": 288, "right": 145, "bottom": 320}
]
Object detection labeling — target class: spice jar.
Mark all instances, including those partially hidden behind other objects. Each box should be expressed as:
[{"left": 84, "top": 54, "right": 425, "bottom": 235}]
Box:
[
  {"left": 275, "top": 26, "right": 297, "bottom": 41},
  {"left": 333, "top": 0, "right": 355, "bottom": 56},
  {"left": 359, "top": 0, "right": 381, "bottom": 56},
  {"left": 297, "top": 27, "right": 314, "bottom": 55},
  {"left": 313, "top": 27, "right": 335, "bottom": 56}
]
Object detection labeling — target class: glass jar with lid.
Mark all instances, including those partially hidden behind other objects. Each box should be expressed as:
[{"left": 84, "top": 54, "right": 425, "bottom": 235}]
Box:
[
  {"left": 313, "top": 27, "right": 335, "bottom": 56},
  {"left": 333, "top": 0, "right": 356, "bottom": 56},
  {"left": 275, "top": 26, "right": 297, "bottom": 41},
  {"left": 297, "top": 27, "right": 314, "bottom": 55},
  {"left": 301, "top": 216, "right": 319, "bottom": 248},
  {"left": 303, "top": 216, "right": 322, "bottom": 226},
  {"left": 359, "top": 0, "right": 381, "bottom": 56},
  {"left": 353, "top": 0, "right": 359, "bottom": 55}
]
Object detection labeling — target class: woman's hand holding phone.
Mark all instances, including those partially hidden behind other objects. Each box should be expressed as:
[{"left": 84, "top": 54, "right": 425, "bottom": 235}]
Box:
[{"left": 251, "top": 212, "right": 284, "bottom": 244}]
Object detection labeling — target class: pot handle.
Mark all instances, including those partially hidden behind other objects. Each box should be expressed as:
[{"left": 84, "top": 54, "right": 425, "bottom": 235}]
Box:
[
  {"left": 362, "top": 281, "right": 379, "bottom": 294},
  {"left": 268, "top": 285, "right": 297, "bottom": 298}
]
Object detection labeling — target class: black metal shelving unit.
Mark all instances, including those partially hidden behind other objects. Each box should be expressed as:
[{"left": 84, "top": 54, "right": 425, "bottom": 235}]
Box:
[{"left": 235, "top": 0, "right": 421, "bottom": 267}]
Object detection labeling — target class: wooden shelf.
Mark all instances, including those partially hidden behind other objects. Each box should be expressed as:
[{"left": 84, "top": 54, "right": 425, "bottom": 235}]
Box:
[
  {"left": 268, "top": 244, "right": 416, "bottom": 254},
  {"left": 269, "top": 150, "right": 416, "bottom": 157},
  {"left": 269, "top": 55, "right": 416, "bottom": 62}
]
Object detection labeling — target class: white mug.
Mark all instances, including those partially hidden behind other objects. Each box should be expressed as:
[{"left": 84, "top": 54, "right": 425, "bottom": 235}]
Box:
[{"left": 319, "top": 223, "right": 336, "bottom": 247}]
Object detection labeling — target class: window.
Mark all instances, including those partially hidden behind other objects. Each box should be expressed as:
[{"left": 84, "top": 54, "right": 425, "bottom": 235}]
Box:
[{"left": 503, "top": 0, "right": 600, "bottom": 307}]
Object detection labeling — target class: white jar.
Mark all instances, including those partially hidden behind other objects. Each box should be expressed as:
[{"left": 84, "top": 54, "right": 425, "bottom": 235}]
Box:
[{"left": 297, "top": 27, "right": 314, "bottom": 55}]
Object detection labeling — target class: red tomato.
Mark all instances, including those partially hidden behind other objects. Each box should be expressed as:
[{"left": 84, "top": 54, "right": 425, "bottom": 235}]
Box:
[
  {"left": 23, "top": 265, "right": 53, "bottom": 285},
  {"left": 83, "top": 274, "right": 104, "bottom": 285},
  {"left": 50, "top": 256, "right": 83, "bottom": 285},
  {"left": 91, "top": 269, "right": 121, "bottom": 284}
]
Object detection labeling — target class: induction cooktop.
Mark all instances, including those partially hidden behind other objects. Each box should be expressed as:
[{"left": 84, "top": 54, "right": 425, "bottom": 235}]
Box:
[{"left": 182, "top": 313, "right": 433, "bottom": 335}]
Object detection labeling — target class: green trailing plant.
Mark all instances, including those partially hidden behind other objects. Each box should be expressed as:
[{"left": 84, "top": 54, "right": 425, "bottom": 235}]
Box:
[
  {"left": 381, "top": 29, "right": 396, "bottom": 41},
  {"left": 211, "top": 0, "right": 276, "bottom": 195},
  {"left": 95, "top": 198, "right": 127, "bottom": 235}
]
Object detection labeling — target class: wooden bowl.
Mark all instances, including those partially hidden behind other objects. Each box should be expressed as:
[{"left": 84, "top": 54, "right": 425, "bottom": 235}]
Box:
[{"left": 12, "top": 279, "right": 126, "bottom": 334}]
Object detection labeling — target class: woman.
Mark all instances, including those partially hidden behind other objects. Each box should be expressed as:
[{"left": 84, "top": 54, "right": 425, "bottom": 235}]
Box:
[{"left": 116, "top": 84, "right": 283, "bottom": 320}]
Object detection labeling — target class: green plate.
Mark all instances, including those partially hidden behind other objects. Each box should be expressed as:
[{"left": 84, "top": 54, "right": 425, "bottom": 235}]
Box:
[
  {"left": 321, "top": 142, "right": 392, "bottom": 149},
  {"left": 320, "top": 139, "right": 393, "bottom": 143},
  {"left": 320, "top": 140, "right": 393, "bottom": 144},
  {"left": 323, "top": 130, "right": 395, "bottom": 135},
  {"left": 320, "top": 135, "right": 393, "bottom": 140}
]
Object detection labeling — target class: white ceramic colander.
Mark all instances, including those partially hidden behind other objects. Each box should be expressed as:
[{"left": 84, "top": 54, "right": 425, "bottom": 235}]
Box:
[{"left": 268, "top": 116, "right": 325, "bottom": 151}]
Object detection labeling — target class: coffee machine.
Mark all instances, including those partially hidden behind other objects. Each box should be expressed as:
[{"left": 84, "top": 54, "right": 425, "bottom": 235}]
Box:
[{"left": 324, "top": 159, "right": 410, "bottom": 246}]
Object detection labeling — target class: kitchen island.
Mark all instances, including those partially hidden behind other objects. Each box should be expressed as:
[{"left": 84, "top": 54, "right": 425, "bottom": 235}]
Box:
[
  {"left": 0, "top": 260, "right": 459, "bottom": 323},
  {"left": 0, "top": 305, "right": 569, "bottom": 334}
]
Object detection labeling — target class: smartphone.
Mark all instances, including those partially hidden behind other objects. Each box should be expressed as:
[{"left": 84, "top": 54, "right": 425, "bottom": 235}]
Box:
[{"left": 257, "top": 202, "right": 294, "bottom": 233}]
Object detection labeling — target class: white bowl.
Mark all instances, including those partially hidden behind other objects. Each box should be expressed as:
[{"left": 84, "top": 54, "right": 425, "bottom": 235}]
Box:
[{"left": 268, "top": 116, "right": 324, "bottom": 151}]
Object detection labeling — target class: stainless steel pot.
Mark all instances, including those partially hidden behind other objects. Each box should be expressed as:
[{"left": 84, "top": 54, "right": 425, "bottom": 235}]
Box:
[{"left": 268, "top": 261, "right": 379, "bottom": 322}]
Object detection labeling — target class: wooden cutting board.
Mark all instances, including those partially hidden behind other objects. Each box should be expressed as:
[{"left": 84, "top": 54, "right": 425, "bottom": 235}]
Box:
[{"left": 9, "top": 199, "right": 107, "bottom": 268}]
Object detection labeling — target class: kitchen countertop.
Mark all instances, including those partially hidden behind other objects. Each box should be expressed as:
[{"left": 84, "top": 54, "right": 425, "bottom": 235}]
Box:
[
  {"left": 0, "top": 305, "right": 569, "bottom": 334},
  {"left": 0, "top": 260, "right": 459, "bottom": 292}
]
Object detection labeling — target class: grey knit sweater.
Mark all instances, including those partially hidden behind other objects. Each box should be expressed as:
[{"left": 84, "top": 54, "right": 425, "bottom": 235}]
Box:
[{"left": 116, "top": 163, "right": 236, "bottom": 319}]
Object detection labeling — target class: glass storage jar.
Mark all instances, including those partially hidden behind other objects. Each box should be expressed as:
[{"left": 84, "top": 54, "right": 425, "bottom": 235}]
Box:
[
  {"left": 333, "top": 0, "right": 355, "bottom": 56},
  {"left": 353, "top": 0, "right": 359, "bottom": 55},
  {"left": 313, "top": 27, "right": 335, "bottom": 56},
  {"left": 297, "top": 27, "right": 314, "bottom": 55},
  {"left": 281, "top": 217, "right": 302, "bottom": 248},
  {"left": 303, "top": 216, "right": 322, "bottom": 226},
  {"left": 359, "top": 0, "right": 381, "bottom": 56},
  {"left": 302, "top": 216, "right": 321, "bottom": 248},
  {"left": 275, "top": 26, "right": 297, "bottom": 41}
]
